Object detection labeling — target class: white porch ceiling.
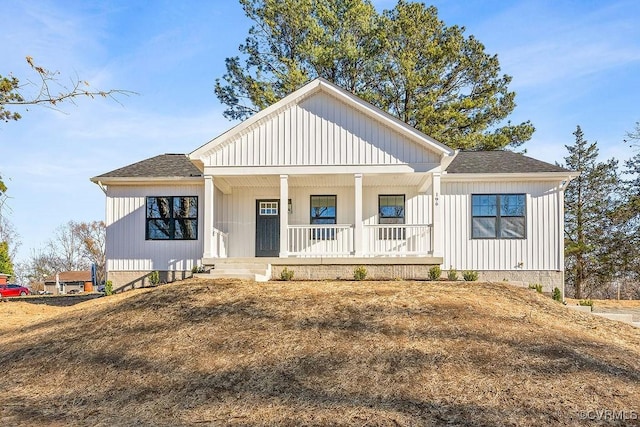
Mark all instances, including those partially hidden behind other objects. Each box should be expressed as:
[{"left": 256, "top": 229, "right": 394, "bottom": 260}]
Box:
[{"left": 217, "top": 173, "right": 427, "bottom": 189}]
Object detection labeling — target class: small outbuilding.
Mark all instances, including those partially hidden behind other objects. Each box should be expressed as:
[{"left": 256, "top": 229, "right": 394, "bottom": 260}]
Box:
[{"left": 44, "top": 271, "right": 93, "bottom": 295}]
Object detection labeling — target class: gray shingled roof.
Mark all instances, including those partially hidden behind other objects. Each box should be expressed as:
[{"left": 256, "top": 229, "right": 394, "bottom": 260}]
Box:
[
  {"left": 446, "top": 151, "right": 571, "bottom": 174},
  {"left": 93, "top": 154, "right": 202, "bottom": 179}
]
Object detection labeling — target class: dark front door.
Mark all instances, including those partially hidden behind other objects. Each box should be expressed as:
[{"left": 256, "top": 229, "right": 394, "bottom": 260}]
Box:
[{"left": 255, "top": 200, "right": 280, "bottom": 257}]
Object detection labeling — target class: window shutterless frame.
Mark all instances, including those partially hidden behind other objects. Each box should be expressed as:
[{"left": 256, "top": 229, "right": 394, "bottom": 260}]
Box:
[
  {"left": 471, "top": 194, "right": 526, "bottom": 239},
  {"left": 378, "top": 194, "right": 406, "bottom": 240},
  {"left": 310, "top": 195, "right": 337, "bottom": 240},
  {"left": 146, "top": 196, "right": 198, "bottom": 240}
]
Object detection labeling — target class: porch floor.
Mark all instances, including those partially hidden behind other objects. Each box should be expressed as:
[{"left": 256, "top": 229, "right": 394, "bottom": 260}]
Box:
[{"left": 203, "top": 256, "right": 443, "bottom": 266}]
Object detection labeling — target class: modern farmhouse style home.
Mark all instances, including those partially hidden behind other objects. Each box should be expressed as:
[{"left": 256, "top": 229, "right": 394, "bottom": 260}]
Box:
[{"left": 92, "top": 78, "right": 574, "bottom": 291}]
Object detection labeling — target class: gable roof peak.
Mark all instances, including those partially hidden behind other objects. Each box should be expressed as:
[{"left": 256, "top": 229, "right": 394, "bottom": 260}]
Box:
[{"left": 190, "top": 78, "right": 454, "bottom": 160}]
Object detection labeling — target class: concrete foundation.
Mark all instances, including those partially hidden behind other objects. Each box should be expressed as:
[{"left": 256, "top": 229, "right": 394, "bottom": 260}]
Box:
[
  {"left": 106, "top": 270, "right": 191, "bottom": 293},
  {"left": 271, "top": 264, "right": 439, "bottom": 280},
  {"left": 475, "top": 270, "right": 563, "bottom": 292}
]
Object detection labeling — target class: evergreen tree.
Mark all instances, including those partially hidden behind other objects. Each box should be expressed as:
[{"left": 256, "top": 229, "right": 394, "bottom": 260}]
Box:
[
  {"left": 215, "top": 0, "right": 534, "bottom": 150},
  {"left": 562, "top": 126, "right": 619, "bottom": 298},
  {"left": 0, "top": 241, "right": 14, "bottom": 278},
  {"left": 613, "top": 149, "right": 640, "bottom": 298}
]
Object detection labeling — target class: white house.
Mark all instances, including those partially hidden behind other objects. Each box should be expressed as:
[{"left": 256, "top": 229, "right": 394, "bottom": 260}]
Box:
[{"left": 91, "top": 78, "right": 574, "bottom": 291}]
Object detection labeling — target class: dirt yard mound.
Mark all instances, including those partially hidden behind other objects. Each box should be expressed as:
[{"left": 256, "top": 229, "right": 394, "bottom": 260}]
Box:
[{"left": 1, "top": 279, "right": 638, "bottom": 426}]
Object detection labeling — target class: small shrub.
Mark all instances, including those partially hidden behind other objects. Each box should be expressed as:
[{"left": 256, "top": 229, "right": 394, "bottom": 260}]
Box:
[
  {"left": 528, "top": 283, "right": 543, "bottom": 293},
  {"left": 447, "top": 266, "right": 458, "bottom": 281},
  {"left": 280, "top": 267, "right": 295, "bottom": 281},
  {"left": 149, "top": 271, "right": 160, "bottom": 286},
  {"left": 463, "top": 270, "right": 478, "bottom": 281},
  {"left": 191, "top": 265, "right": 206, "bottom": 274},
  {"left": 104, "top": 280, "right": 113, "bottom": 296},
  {"left": 579, "top": 299, "right": 594, "bottom": 309},
  {"left": 353, "top": 266, "right": 367, "bottom": 281},
  {"left": 552, "top": 287, "right": 562, "bottom": 302},
  {"left": 428, "top": 265, "right": 441, "bottom": 281}
]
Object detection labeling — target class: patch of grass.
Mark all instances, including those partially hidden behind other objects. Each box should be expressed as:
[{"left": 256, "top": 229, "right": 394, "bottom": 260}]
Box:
[
  {"left": 529, "top": 283, "right": 543, "bottom": 293},
  {"left": 1, "top": 279, "right": 639, "bottom": 426},
  {"left": 579, "top": 299, "right": 594, "bottom": 309}
]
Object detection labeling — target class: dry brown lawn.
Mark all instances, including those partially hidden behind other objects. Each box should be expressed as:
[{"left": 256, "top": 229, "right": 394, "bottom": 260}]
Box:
[{"left": 1, "top": 279, "right": 639, "bottom": 426}]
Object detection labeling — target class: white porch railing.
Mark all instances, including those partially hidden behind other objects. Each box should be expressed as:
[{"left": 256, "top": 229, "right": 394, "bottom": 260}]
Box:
[
  {"left": 212, "top": 227, "right": 229, "bottom": 258},
  {"left": 363, "top": 224, "right": 432, "bottom": 256},
  {"left": 284, "top": 224, "right": 432, "bottom": 257},
  {"left": 288, "top": 224, "right": 354, "bottom": 256}
]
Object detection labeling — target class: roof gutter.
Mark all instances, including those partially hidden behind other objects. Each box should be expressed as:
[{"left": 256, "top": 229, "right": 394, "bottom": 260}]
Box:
[{"left": 441, "top": 172, "right": 576, "bottom": 182}]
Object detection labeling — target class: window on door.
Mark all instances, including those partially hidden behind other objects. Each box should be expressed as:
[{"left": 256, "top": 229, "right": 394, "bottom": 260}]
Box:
[{"left": 310, "top": 195, "right": 336, "bottom": 239}]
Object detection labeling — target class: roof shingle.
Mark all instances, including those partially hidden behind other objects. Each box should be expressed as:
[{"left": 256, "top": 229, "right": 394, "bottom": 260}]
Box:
[
  {"left": 93, "top": 154, "right": 202, "bottom": 179},
  {"left": 44, "top": 271, "right": 92, "bottom": 283},
  {"left": 446, "top": 151, "right": 571, "bottom": 174}
]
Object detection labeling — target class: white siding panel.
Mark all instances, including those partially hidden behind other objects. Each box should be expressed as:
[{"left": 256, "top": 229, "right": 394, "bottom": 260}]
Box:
[
  {"left": 205, "top": 92, "right": 440, "bottom": 167},
  {"left": 442, "top": 180, "right": 562, "bottom": 272},
  {"left": 105, "top": 184, "right": 204, "bottom": 272}
]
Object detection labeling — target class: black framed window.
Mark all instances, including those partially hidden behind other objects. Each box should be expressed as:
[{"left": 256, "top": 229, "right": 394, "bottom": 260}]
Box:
[
  {"left": 310, "top": 195, "right": 336, "bottom": 239},
  {"left": 146, "top": 196, "right": 198, "bottom": 240},
  {"left": 471, "top": 194, "right": 525, "bottom": 239},
  {"left": 379, "top": 195, "right": 405, "bottom": 239}
]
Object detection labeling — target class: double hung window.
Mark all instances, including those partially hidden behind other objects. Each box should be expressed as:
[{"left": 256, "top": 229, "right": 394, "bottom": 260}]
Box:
[
  {"left": 310, "top": 195, "right": 336, "bottom": 240},
  {"left": 471, "top": 194, "right": 525, "bottom": 239},
  {"left": 379, "top": 195, "right": 405, "bottom": 239}
]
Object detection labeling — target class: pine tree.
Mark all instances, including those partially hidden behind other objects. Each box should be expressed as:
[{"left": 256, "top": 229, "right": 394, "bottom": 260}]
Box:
[
  {"left": 562, "top": 126, "right": 619, "bottom": 298},
  {"left": 215, "top": 0, "right": 533, "bottom": 150}
]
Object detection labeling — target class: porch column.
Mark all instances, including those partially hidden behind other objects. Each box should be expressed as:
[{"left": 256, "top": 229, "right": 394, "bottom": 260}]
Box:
[
  {"left": 354, "top": 173, "right": 363, "bottom": 256},
  {"left": 432, "top": 172, "right": 443, "bottom": 258},
  {"left": 279, "top": 174, "right": 289, "bottom": 257},
  {"left": 203, "top": 175, "right": 214, "bottom": 259}
]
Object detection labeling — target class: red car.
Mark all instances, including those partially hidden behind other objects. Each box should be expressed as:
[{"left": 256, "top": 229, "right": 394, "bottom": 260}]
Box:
[{"left": 0, "top": 284, "right": 30, "bottom": 297}]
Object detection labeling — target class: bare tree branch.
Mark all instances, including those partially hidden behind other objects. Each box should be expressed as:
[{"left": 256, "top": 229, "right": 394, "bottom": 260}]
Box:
[{"left": 1, "top": 56, "right": 136, "bottom": 122}]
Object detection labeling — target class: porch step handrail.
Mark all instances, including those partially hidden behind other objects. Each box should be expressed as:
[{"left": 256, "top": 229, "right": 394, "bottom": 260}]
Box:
[{"left": 212, "top": 227, "right": 229, "bottom": 258}]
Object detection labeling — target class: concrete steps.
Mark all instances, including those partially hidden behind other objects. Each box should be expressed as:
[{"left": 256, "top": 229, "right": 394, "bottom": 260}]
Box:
[{"left": 195, "top": 260, "right": 271, "bottom": 282}]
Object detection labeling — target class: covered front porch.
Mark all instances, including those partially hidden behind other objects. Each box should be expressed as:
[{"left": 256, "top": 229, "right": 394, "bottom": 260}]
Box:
[{"left": 201, "top": 171, "right": 444, "bottom": 262}]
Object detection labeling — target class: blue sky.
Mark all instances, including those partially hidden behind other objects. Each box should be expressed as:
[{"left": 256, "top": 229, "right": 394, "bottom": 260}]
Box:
[{"left": 2, "top": 0, "right": 639, "bottom": 263}]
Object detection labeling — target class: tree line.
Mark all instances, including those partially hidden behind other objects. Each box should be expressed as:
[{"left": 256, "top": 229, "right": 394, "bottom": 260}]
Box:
[
  {"left": 563, "top": 122, "right": 640, "bottom": 299},
  {"left": 6, "top": 221, "right": 106, "bottom": 289}
]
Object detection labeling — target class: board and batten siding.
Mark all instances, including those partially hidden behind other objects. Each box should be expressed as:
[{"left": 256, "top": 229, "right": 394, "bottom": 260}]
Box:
[
  {"left": 105, "top": 184, "right": 204, "bottom": 272},
  {"left": 204, "top": 91, "right": 440, "bottom": 168},
  {"left": 441, "top": 180, "right": 563, "bottom": 271}
]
